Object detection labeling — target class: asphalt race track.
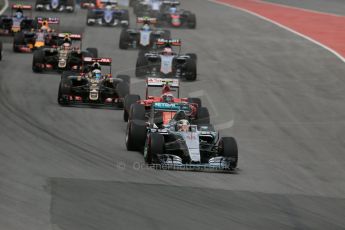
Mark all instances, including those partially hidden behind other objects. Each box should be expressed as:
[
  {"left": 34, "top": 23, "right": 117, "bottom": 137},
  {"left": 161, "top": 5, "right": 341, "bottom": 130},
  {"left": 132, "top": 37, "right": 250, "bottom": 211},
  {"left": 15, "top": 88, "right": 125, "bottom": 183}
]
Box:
[{"left": 1, "top": 0, "right": 345, "bottom": 229}]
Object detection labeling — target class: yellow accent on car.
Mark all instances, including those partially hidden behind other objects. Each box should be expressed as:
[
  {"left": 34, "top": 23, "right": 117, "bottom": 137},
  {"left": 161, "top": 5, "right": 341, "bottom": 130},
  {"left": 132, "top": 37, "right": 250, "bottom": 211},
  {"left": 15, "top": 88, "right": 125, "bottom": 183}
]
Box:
[{"left": 34, "top": 41, "right": 45, "bottom": 48}]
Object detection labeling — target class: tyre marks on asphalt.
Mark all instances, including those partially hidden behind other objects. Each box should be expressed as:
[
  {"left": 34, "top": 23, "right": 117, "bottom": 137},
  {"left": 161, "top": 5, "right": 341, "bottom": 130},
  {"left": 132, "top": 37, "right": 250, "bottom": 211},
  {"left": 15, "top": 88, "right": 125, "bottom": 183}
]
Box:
[{"left": 50, "top": 178, "right": 345, "bottom": 230}]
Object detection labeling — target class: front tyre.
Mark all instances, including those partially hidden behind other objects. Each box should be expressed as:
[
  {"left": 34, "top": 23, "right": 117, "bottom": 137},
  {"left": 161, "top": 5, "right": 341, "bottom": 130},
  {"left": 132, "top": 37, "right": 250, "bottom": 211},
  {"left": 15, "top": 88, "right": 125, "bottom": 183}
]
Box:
[
  {"left": 57, "top": 83, "right": 70, "bottom": 105},
  {"left": 126, "top": 120, "right": 147, "bottom": 151},
  {"left": 144, "top": 132, "right": 164, "bottom": 164},
  {"left": 32, "top": 50, "right": 45, "bottom": 73},
  {"left": 185, "top": 58, "right": 197, "bottom": 81},
  {"left": 187, "top": 13, "right": 196, "bottom": 29},
  {"left": 218, "top": 137, "right": 238, "bottom": 169}
]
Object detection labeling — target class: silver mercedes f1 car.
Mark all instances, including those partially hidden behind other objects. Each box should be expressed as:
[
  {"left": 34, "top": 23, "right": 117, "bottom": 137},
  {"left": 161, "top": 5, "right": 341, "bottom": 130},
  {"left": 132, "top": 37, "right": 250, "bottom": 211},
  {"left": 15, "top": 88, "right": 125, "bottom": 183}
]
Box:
[{"left": 126, "top": 102, "right": 238, "bottom": 171}]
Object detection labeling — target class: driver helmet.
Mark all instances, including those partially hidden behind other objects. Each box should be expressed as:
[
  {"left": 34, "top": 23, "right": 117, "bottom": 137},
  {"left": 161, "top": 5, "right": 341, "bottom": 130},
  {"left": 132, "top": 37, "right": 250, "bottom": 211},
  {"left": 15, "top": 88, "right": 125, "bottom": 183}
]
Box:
[
  {"left": 162, "top": 47, "right": 173, "bottom": 55},
  {"left": 92, "top": 69, "right": 102, "bottom": 80},
  {"left": 169, "top": 7, "right": 177, "bottom": 14},
  {"left": 62, "top": 36, "right": 71, "bottom": 48},
  {"left": 40, "top": 21, "right": 49, "bottom": 32},
  {"left": 15, "top": 9, "right": 23, "bottom": 19},
  {"left": 62, "top": 42, "right": 71, "bottom": 49},
  {"left": 105, "top": 2, "right": 113, "bottom": 10},
  {"left": 141, "top": 23, "right": 150, "bottom": 31},
  {"left": 161, "top": 93, "right": 174, "bottom": 103},
  {"left": 177, "top": 119, "right": 190, "bottom": 132},
  {"left": 162, "top": 83, "right": 171, "bottom": 94},
  {"left": 40, "top": 25, "right": 48, "bottom": 32},
  {"left": 91, "top": 62, "right": 101, "bottom": 71}
]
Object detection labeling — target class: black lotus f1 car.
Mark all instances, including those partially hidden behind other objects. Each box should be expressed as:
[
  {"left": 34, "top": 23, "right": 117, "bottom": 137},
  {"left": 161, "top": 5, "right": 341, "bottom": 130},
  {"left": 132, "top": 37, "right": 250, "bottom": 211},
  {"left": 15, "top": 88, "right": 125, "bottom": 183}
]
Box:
[
  {"left": 13, "top": 17, "right": 60, "bottom": 52},
  {"left": 58, "top": 57, "right": 130, "bottom": 108},
  {"left": 32, "top": 33, "right": 98, "bottom": 73}
]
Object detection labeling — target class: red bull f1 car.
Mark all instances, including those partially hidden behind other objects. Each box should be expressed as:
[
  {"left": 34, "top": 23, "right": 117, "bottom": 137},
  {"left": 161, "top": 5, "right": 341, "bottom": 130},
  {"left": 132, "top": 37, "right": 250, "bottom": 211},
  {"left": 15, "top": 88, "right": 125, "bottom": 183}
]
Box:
[{"left": 13, "top": 17, "right": 60, "bottom": 52}]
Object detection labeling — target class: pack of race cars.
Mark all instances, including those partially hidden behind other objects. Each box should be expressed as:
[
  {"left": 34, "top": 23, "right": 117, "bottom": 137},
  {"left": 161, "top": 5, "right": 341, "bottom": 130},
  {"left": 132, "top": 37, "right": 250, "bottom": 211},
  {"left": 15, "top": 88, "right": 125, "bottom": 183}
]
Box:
[{"left": 0, "top": 0, "right": 238, "bottom": 172}]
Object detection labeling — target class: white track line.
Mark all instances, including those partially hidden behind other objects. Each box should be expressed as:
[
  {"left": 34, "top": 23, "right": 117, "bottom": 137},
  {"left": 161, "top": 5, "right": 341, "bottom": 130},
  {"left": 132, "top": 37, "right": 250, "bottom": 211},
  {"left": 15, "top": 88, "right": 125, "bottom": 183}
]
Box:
[
  {"left": 253, "top": 0, "right": 343, "bottom": 17},
  {"left": 209, "top": 0, "right": 345, "bottom": 63},
  {"left": 0, "top": 0, "right": 9, "bottom": 15}
]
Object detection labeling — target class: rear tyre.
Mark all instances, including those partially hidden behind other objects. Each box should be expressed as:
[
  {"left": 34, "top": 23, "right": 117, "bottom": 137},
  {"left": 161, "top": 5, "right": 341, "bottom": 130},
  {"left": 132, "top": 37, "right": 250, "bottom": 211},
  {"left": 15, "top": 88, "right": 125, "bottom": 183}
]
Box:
[
  {"left": 145, "top": 132, "right": 164, "bottom": 164},
  {"left": 116, "top": 74, "right": 130, "bottom": 84},
  {"left": 66, "top": 0, "right": 75, "bottom": 12},
  {"left": 61, "top": 71, "right": 75, "bottom": 80},
  {"left": 186, "top": 53, "right": 197, "bottom": 62},
  {"left": 138, "top": 49, "right": 147, "bottom": 59},
  {"left": 0, "top": 41, "right": 2, "bottom": 61},
  {"left": 86, "top": 47, "right": 98, "bottom": 58},
  {"left": 119, "top": 29, "right": 130, "bottom": 49},
  {"left": 218, "top": 137, "right": 238, "bottom": 169},
  {"left": 13, "top": 32, "right": 25, "bottom": 52},
  {"left": 135, "top": 54, "right": 149, "bottom": 78},
  {"left": 187, "top": 97, "right": 202, "bottom": 108},
  {"left": 124, "top": 94, "right": 141, "bottom": 122},
  {"left": 121, "top": 10, "right": 129, "bottom": 26},
  {"left": 187, "top": 13, "right": 196, "bottom": 29},
  {"left": 116, "top": 82, "right": 130, "bottom": 108},
  {"left": 86, "top": 10, "right": 95, "bottom": 25},
  {"left": 196, "top": 107, "right": 210, "bottom": 125},
  {"left": 162, "top": 30, "right": 171, "bottom": 40},
  {"left": 35, "top": 0, "right": 44, "bottom": 10},
  {"left": 129, "top": 103, "right": 146, "bottom": 121}
]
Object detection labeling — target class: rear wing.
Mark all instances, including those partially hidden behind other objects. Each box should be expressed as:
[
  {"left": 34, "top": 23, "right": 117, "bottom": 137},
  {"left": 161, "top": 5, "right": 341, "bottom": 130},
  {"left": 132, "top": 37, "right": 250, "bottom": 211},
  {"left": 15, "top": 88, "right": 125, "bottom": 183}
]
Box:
[
  {"left": 12, "top": 4, "right": 32, "bottom": 10},
  {"left": 162, "top": 1, "right": 180, "bottom": 6},
  {"left": 11, "top": 4, "right": 32, "bottom": 17},
  {"left": 156, "top": 39, "right": 181, "bottom": 46},
  {"left": 146, "top": 77, "right": 180, "bottom": 99},
  {"left": 101, "top": 0, "right": 118, "bottom": 4},
  {"left": 58, "top": 33, "right": 82, "bottom": 40},
  {"left": 83, "top": 57, "right": 112, "bottom": 66},
  {"left": 137, "top": 17, "right": 157, "bottom": 24},
  {"left": 37, "top": 17, "right": 60, "bottom": 25},
  {"left": 147, "top": 77, "right": 179, "bottom": 88}
]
